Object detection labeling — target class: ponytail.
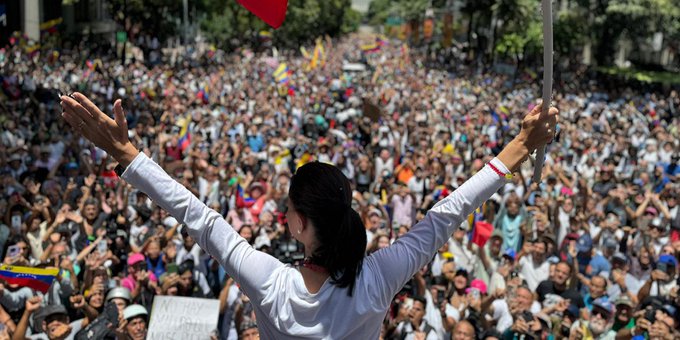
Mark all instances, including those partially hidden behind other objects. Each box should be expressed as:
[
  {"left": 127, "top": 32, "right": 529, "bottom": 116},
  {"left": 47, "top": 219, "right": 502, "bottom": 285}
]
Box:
[{"left": 289, "top": 162, "right": 367, "bottom": 296}]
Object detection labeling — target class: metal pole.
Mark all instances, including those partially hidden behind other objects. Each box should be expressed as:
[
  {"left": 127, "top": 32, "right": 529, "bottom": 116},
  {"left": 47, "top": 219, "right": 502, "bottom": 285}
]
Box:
[
  {"left": 183, "top": 0, "right": 189, "bottom": 44},
  {"left": 533, "top": 0, "right": 553, "bottom": 184},
  {"left": 121, "top": 0, "right": 127, "bottom": 65}
]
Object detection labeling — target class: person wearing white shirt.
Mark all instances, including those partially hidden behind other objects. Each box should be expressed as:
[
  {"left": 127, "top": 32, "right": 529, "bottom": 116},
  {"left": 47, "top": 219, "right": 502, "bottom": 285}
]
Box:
[
  {"left": 60, "top": 92, "right": 557, "bottom": 339},
  {"left": 517, "top": 239, "right": 550, "bottom": 291}
]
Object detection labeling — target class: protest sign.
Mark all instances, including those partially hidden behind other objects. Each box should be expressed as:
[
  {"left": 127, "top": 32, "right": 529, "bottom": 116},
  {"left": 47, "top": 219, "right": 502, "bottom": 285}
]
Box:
[{"left": 147, "top": 296, "right": 220, "bottom": 340}]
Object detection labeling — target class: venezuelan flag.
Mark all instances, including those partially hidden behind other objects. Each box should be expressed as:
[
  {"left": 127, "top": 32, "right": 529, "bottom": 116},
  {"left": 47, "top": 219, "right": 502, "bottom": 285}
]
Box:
[
  {"left": 0, "top": 265, "right": 59, "bottom": 293},
  {"left": 197, "top": 85, "right": 209, "bottom": 104},
  {"left": 259, "top": 30, "right": 273, "bottom": 40},
  {"left": 273, "top": 63, "right": 290, "bottom": 84},
  {"left": 178, "top": 114, "right": 191, "bottom": 152},
  {"left": 236, "top": 184, "right": 256, "bottom": 207},
  {"left": 360, "top": 43, "right": 381, "bottom": 54},
  {"left": 40, "top": 18, "right": 63, "bottom": 34}
]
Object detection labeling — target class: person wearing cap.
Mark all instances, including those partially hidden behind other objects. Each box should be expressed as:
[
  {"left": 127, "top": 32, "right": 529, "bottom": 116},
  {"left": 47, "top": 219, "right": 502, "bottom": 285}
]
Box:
[
  {"left": 487, "top": 248, "right": 516, "bottom": 296},
  {"left": 590, "top": 236, "right": 619, "bottom": 277},
  {"left": 116, "top": 304, "right": 148, "bottom": 340},
  {"left": 606, "top": 252, "right": 637, "bottom": 302},
  {"left": 238, "top": 319, "right": 260, "bottom": 340},
  {"left": 648, "top": 217, "right": 672, "bottom": 256},
  {"left": 569, "top": 298, "right": 616, "bottom": 340},
  {"left": 106, "top": 287, "right": 132, "bottom": 313},
  {"left": 611, "top": 295, "right": 635, "bottom": 333},
  {"left": 14, "top": 296, "right": 84, "bottom": 340},
  {"left": 637, "top": 254, "right": 678, "bottom": 302},
  {"left": 5, "top": 153, "right": 26, "bottom": 180},
  {"left": 121, "top": 253, "right": 159, "bottom": 305}
]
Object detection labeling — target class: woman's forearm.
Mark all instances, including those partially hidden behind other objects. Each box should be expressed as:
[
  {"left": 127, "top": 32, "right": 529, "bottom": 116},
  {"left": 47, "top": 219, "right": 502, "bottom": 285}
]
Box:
[{"left": 496, "top": 139, "right": 530, "bottom": 173}]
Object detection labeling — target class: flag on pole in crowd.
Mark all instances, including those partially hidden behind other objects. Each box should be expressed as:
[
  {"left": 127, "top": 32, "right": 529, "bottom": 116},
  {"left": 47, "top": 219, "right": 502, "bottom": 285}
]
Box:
[
  {"left": 237, "top": 0, "right": 288, "bottom": 29},
  {"left": 0, "top": 265, "right": 59, "bottom": 293},
  {"left": 360, "top": 42, "right": 381, "bottom": 54},
  {"left": 85, "top": 59, "right": 102, "bottom": 71},
  {"left": 178, "top": 114, "right": 191, "bottom": 152},
  {"left": 273, "top": 63, "right": 290, "bottom": 84},
  {"left": 236, "top": 184, "right": 256, "bottom": 208},
  {"left": 39, "top": 18, "right": 63, "bottom": 34},
  {"left": 400, "top": 43, "right": 410, "bottom": 70},
  {"left": 300, "top": 46, "right": 310, "bottom": 60},
  {"left": 197, "top": 85, "right": 209, "bottom": 104},
  {"left": 471, "top": 221, "right": 493, "bottom": 247},
  {"left": 311, "top": 39, "right": 325, "bottom": 69},
  {"left": 258, "top": 30, "right": 273, "bottom": 40},
  {"left": 467, "top": 202, "right": 493, "bottom": 246},
  {"left": 361, "top": 35, "right": 388, "bottom": 54}
]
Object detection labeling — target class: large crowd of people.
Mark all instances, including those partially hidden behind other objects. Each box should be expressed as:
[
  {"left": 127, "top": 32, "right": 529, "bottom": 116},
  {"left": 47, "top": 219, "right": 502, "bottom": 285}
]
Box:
[{"left": 0, "top": 31, "right": 679, "bottom": 340}]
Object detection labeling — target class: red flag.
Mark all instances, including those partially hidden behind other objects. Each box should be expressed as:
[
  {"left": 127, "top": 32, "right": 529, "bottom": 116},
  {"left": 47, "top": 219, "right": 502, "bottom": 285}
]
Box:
[
  {"left": 471, "top": 221, "right": 493, "bottom": 247},
  {"left": 237, "top": 0, "right": 288, "bottom": 29}
]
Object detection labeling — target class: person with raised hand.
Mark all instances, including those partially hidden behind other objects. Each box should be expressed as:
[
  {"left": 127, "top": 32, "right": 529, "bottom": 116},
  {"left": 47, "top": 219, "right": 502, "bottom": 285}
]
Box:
[{"left": 60, "top": 92, "right": 557, "bottom": 339}]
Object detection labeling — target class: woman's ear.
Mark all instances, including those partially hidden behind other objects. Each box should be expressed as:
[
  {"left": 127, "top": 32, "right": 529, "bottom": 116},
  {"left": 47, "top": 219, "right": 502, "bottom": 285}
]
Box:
[{"left": 298, "top": 214, "right": 308, "bottom": 233}]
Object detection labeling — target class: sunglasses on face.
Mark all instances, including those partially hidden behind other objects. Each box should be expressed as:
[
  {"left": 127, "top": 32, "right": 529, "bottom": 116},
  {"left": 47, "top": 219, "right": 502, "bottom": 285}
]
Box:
[{"left": 592, "top": 308, "right": 610, "bottom": 320}]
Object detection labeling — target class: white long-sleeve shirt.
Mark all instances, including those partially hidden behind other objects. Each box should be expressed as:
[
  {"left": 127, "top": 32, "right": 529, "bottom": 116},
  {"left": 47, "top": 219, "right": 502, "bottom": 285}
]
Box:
[{"left": 121, "top": 153, "right": 508, "bottom": 339}]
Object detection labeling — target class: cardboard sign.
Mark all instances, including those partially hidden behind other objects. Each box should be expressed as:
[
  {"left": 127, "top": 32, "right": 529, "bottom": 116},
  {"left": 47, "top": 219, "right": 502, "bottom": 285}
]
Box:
[{"left": 147, "top": 296, "right": 220, "bottom": 340}]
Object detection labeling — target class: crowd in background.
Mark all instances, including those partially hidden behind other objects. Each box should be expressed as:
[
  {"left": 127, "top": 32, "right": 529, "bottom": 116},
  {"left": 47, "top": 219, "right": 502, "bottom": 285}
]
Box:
[{"left": 0, "top": 33, "right": 679, "bottom": 340}]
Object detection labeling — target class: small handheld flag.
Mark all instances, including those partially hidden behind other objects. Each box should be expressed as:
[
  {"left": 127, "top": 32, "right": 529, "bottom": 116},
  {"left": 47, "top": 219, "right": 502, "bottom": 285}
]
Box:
[
  {"left": 273, "top": 63, "right": 290, "bottom": 84},
  {"left": 0, "top": 265, "right": 59, "bottom": 293}
]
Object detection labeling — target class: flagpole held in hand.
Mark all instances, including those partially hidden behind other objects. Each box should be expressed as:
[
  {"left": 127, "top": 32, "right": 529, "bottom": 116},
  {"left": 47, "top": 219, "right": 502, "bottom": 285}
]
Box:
[{"left": 533, "top": 0, "right": 553, "bottom": 184}]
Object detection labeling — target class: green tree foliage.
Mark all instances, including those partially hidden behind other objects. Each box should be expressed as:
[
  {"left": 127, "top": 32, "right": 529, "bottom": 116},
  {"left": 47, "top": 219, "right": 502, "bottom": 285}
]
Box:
[
  {"left": 108, "top": 0, "right": 184, "bottom": 40},
  {"left": 367, "top": 0, "right": 679, "bottom": 68},
  {"left": 108, "top": 0, "right": 361, "bottom": 50}
]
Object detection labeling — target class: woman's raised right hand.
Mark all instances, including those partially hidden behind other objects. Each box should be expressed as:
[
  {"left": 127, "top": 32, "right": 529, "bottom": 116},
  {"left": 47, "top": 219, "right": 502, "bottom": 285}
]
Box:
[{"left": 61, "top": 93, "right": 139, "bottom": 167}]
